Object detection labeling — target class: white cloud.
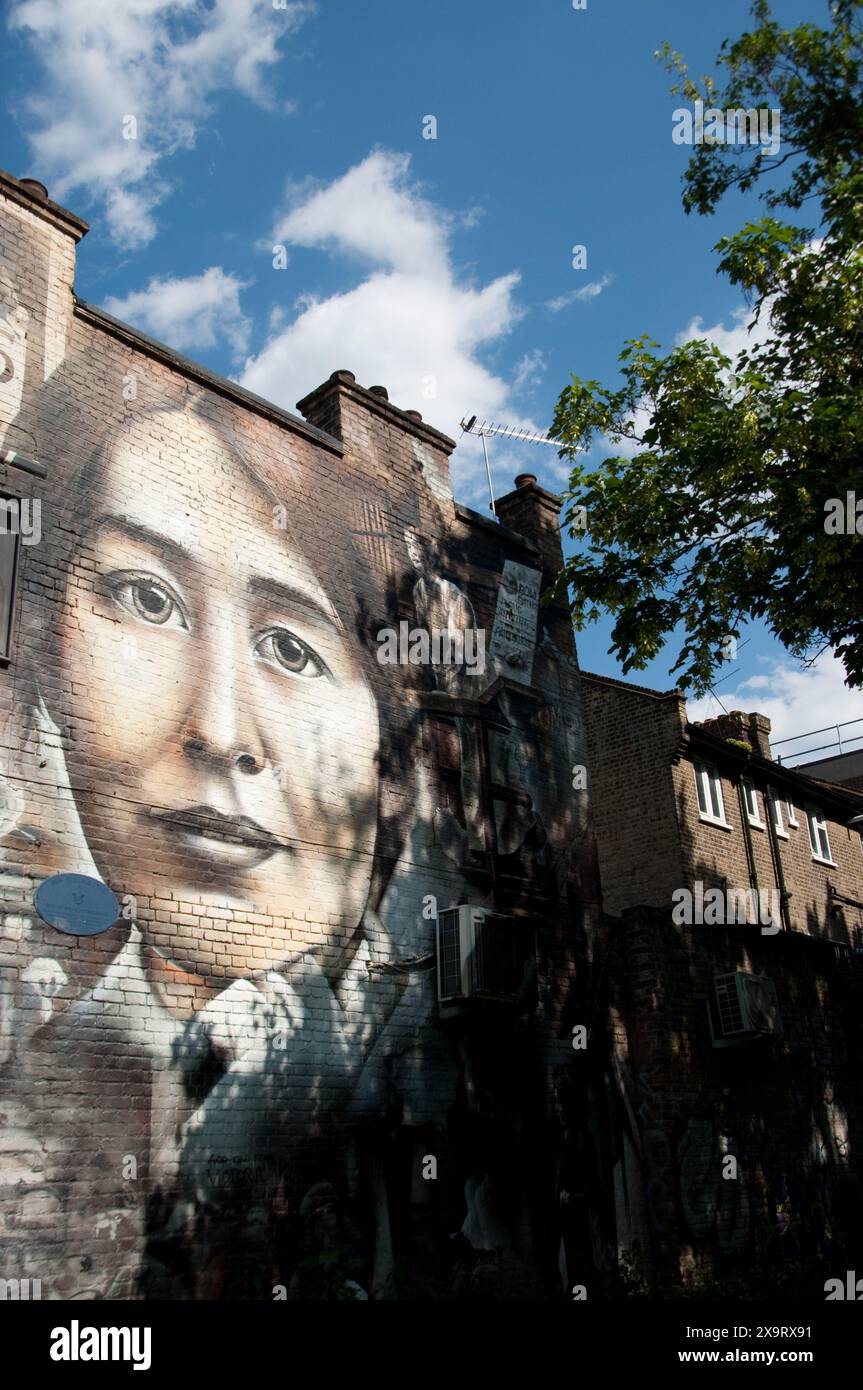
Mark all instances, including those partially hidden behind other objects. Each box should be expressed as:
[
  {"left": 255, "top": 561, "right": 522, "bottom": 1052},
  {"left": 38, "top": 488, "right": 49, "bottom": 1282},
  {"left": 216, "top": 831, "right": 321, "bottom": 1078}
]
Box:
[
  {"left": 675, "top": 301, "right": 773, "bottom": 362},
  {"left": 8, "top": 0, "right": 312, "bottom": 247},
  {"left": 687, "top": 651, "right": 863, "bottom": 759},
  {"left": 544, "top": 452, "right": 575, "bottom": 485},
  {"left": 103, "top": 267, "right": 251, "bottom": 357},
  {"left": 241, "top": 150, "right": 537, "bottom": 505},
  {"left": 272, "top": 152, "right": 449, "bottom": 277},
  {"left": 546, "top": 275, "right": 614, "bottom": 313},
  {"left": 512, "top": 348, "right": 546, "bottom": 394},
  {"left": 676, "top": 239, "right": 823, "bottom": 366}
]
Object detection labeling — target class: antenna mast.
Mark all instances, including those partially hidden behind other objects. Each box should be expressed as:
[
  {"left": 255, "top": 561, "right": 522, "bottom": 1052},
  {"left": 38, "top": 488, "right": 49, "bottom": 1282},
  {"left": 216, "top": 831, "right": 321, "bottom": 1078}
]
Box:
[{"left": 459, "top": 415, "right": 579, "bottom": 517}]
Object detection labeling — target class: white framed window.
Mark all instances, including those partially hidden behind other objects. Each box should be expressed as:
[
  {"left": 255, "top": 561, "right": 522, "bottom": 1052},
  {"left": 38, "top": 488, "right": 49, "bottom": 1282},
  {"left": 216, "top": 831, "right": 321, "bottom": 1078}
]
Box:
[
  {"left": 786, "top": 800, "right": 799, "bottom": 828},
  {"left": 768, "top": 789, "right": 788, "bottom": 839},
  {"left": 695, "top": 763, "right": 728, "bottom": 826},
  {"left": 807, "top": 810, "right": 835, "bottom": 865},
  {"left": 742, "top": 779, "right": 765, "bottom": 828}
]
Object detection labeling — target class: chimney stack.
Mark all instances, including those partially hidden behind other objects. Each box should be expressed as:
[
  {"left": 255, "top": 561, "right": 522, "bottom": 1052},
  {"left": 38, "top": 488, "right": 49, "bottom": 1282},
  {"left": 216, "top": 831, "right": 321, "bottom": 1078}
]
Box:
[{"left": 697, "top": 710, "right": 773, "bottom": 759}]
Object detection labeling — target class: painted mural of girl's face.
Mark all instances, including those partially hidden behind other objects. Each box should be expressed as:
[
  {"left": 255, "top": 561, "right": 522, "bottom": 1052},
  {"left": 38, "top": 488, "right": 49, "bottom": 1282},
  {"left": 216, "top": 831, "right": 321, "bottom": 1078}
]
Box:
[{"left": 56, "top": 408, "right": 380, "bottom": 981}]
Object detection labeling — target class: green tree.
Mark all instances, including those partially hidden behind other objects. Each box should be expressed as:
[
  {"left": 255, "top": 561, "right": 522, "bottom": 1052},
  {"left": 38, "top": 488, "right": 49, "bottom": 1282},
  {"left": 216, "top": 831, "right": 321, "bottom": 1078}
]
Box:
[{"left": 550, "top": 0, "right": 863, "bottom": 694}]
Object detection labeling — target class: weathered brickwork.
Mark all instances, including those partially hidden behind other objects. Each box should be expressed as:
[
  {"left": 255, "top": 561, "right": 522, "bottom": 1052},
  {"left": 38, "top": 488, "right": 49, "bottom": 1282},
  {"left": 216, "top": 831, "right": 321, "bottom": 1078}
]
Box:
[
  {"left": 580, "top": 675, "right": 687, "bottom": 918},
  {"left": 0, "top": 171, "right": 603, "bottom": 1300},
  {"left": 584, "top": 672, "right": 863, "bottom": 1291},
  {"left": 4, "top": 166, "right": 860, "bottom": 1302}
]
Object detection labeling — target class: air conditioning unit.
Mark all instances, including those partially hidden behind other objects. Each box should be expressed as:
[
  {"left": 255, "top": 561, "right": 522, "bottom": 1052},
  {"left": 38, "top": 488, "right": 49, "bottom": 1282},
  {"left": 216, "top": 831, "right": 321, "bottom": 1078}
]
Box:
[
  {"left": 709, "top": 972, "right": 781, "bottom": 1047},
  {"left": 436, "top": 905, "right": 524, "bottom": 1004}
]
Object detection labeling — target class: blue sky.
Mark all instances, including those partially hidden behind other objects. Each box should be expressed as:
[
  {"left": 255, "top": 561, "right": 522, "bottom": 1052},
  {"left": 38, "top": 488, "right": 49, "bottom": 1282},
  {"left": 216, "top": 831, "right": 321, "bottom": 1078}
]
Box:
[{"left": 5, "top": 0, "right": 861, "bottom": 756}]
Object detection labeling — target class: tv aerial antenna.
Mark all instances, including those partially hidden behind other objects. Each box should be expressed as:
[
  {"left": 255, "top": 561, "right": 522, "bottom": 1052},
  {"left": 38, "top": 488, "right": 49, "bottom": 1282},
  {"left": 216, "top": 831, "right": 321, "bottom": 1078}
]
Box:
[{"left": 458, "top": 415, "right": 578, "bottom": 517}]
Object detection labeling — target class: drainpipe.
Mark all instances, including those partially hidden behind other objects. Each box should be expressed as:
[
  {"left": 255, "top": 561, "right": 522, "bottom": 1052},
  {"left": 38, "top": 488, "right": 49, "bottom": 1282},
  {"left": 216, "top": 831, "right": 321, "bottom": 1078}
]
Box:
[
  {"left": 736, "top": 778, "right": 760, "bottom": 906},
  {"left": 736, "top": 764, "right": 792, "bottom": 934},
  {"left": 764, "top": 785, "right": 793, "bottom": 933}
]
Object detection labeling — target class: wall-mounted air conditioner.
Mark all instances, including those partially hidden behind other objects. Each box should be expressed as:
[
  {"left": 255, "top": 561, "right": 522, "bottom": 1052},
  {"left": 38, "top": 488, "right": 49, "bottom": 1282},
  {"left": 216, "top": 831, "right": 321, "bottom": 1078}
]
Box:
[
  {"left": 709, "top": 971, "right": 781, "bottom": 1047},
  {"left": 436, "top": 905, "right": 525, "bottom": 1003}
]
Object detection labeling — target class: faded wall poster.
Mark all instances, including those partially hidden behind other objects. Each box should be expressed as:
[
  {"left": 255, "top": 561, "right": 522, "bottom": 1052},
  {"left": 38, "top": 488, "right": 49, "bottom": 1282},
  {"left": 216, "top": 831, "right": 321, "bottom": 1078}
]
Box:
[{"left": 489, "top": 560, "right": 542, "bottom": 686}]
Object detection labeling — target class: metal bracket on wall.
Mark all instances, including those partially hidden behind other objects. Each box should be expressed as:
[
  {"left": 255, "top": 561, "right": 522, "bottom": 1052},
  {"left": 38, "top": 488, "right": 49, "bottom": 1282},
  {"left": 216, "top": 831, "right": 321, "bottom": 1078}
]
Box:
[
  {"left": 1, "top": 447, "right": 47, "bottom": 479},
  {"left": 829, "top": 885, "right": 863, "bottom": 913}
]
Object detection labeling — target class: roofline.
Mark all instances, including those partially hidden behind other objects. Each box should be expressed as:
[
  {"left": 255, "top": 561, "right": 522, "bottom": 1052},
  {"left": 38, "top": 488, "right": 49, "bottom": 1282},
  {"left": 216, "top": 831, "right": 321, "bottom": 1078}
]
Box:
[
  {"left": 581, "top": 669, "right": 684, "bottom": 701},
  {"left": 297, "top": 372, "right": 457, "bottom": 454},
  {"left": 73, "top": 298, "right": 344, "bottom": 456},
  {"left": 495, "top": 479, "right": 563, "bottom": 513},
  {"left": 454, "top": 502, "right": 540, "bottom": 558},
  {"left": 579, "top": 666, "right": 863, "bottom": 819},
  {"left": 794, "top": 749, "right": 863, "bottom": 773},
  {"left": 0, "top": 168, "right": 89, "bottom": 241},
  {"left": 685, "top": 722, "right": 863, "bottom": 818}
]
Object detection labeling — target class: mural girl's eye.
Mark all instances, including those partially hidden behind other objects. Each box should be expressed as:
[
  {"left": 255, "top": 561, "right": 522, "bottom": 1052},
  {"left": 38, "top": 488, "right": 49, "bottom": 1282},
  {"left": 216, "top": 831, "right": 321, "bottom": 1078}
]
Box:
[
  {"left": 103, "top": 573, "right": 188, "bottom": 629},
  {"left": 255, "top": 628, "right": 328, "bottom": 679}
]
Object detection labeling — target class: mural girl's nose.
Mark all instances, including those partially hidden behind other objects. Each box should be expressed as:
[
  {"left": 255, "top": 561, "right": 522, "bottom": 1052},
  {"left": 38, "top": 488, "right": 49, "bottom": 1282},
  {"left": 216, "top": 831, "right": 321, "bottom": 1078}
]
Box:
[
  {"left": 180, "top": 721, "right": 263, "bottom": 774},
  {"left": 235, "top": 753, "right": 261, "bottom": 775},
  {"left": 180, "top": 629, "right": 265, "bottom": 772},
  {"left": 179, "top": 674, "right": 264, "bottom": 772}
]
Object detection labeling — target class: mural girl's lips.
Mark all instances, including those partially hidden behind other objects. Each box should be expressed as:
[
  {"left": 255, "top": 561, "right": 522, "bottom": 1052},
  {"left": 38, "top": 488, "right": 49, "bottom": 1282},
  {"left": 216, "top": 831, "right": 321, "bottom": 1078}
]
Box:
[{"left": 148, "top": 805, "right": 289, "bottom": 868}]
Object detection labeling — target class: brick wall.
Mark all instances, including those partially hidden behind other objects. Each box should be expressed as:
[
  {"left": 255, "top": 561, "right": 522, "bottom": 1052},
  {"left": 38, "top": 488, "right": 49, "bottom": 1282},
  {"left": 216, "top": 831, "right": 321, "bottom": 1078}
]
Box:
[
  {"left": 610, "top": 908, "right": 863, "bottom": 1290},
  {"left": 582, "top": 671, "right": 863, "bottom": 945},
  {"left": 581, "top": 673, "right": 687, "bottom": 917},
  {"left": 675, "top": 754, "right": 863, "bottom": 942},
  {"left": 583, "top": 675, "right": 863, "bottom": 1292},
  {"left": 0, "top": 173, "right": 603, "bottom": 1300}
]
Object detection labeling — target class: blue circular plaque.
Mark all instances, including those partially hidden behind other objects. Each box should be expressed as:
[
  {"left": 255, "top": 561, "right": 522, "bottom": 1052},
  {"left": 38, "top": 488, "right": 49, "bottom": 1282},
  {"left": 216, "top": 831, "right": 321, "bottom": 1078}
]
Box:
[{"left": 35, "top": 874, "right": 120, "bottom": 937}]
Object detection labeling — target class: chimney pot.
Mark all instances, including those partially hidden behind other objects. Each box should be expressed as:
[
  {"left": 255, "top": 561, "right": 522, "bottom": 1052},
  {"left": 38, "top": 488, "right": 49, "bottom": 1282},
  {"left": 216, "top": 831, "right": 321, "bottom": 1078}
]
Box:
[
  {"left": 19, "top": 177, "right": 49, "bottom": 201},
  {"left": 369, "top": 385, "right": 389, "bottom": 400},
  {"left": 329, "top": 369, "right": 356, "bottom": 384},
  {"left": 514, "top": 472, "right": 537, "bottom": 490},
  {"left": 405, "top": 409, "right": 422, "bottom": 422}
]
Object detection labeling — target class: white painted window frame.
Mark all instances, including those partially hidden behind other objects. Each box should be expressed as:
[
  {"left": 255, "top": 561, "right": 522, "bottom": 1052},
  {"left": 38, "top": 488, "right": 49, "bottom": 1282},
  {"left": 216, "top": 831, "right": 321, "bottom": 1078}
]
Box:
[
  {"left": 742, "top": 779, "right": 765, "bottom": 829},
  {"left": 807, "top": 809, "right": 835, "bottom": 866},
  {"left": 768, "top": 788, "right": 789, "bottom": 839},
  {"left": 695, "top": 762, "right": 728, "bottom": 827}
]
